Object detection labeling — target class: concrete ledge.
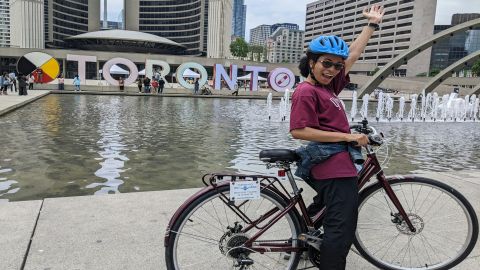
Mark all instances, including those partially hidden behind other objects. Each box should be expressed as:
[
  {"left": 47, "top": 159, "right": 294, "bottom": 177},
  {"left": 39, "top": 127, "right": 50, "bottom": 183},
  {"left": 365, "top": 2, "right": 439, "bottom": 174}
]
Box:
[{"left": 0, "top": 91, "right": 50, "bottom": 116}]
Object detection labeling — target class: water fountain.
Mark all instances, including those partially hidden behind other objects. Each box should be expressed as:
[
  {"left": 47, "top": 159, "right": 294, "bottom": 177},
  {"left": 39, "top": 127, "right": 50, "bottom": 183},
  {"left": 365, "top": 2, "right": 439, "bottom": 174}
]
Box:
[
  {"left": 269, "top": 87, "right": 480, "bottom": 123},
  {"left": 266, "top": 93, "right": 272, "bottom": 120},
  {"left": 348, "top": 90, "right": 479, "bottom": 122}
]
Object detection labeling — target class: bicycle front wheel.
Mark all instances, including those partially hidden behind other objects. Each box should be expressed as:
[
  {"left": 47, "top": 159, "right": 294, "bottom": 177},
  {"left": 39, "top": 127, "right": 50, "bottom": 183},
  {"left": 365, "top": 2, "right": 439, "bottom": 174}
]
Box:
[
  {"left": 165, "top": 185, "right": 304, "bottom": 270},
  {"left": 354, "top": 177, "right": 478, "bottom": 270}
]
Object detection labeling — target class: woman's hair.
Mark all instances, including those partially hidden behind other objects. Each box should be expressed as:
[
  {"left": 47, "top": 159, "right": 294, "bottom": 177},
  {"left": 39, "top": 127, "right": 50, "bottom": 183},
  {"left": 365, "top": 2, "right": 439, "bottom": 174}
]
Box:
[{"left": 298, "top": 52, "right": 322, "bottom": 78}]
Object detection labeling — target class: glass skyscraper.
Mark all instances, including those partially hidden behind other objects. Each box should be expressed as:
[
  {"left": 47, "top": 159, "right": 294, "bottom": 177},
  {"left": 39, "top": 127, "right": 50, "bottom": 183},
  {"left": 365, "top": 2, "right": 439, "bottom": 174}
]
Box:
[{"left": 232, "top": 0, "right": 246, "bottom": 39}]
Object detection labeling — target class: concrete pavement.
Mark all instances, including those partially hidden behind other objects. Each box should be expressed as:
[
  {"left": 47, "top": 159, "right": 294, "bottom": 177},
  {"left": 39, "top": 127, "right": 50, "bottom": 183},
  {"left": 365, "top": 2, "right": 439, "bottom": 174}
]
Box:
[{"left": 0, "top": 170, "right": 478, "bottom": 270}]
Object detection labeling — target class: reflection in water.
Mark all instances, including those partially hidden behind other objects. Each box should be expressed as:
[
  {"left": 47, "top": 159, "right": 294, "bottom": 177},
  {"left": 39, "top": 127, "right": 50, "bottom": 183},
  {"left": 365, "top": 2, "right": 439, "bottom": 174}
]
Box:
[
  {"left": 87, "top": 97, "right": 128, "bottom": 194},
  {"left": 0, "top": 95, "right": 478, "bottom": 201},
  {"left": 0, "top": 167, "right": 19, "bottom": 198}
]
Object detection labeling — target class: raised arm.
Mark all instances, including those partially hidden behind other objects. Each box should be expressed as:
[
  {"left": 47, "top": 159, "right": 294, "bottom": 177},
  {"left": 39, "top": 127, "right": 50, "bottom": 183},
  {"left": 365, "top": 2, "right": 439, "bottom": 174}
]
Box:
[{"left": 344, "top": 4, "right": 385, "bottom": 74}]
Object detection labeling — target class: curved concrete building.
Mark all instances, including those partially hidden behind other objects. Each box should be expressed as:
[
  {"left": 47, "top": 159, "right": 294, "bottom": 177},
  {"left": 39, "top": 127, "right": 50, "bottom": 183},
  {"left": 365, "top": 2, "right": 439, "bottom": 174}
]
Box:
[
  {"left": 125, "top": 0, "right": 207, "bottom": 55},
  {"left": 46, "top": 0, "right": 100, "bottom": 47},
  {"left": 65, "top": 29, "right": 187, "bottom": 54}
]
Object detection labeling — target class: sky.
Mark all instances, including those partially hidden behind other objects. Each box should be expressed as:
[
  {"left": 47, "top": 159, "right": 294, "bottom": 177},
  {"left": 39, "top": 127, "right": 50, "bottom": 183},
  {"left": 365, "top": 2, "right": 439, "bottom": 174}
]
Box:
[{"left": 104, "top": 0, "right": 480, "bottom": 41}]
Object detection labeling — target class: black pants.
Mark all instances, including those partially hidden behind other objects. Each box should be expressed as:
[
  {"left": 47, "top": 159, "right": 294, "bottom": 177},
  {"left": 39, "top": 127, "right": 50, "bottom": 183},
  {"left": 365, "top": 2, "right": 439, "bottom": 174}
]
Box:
[
  {"left": 306, "top": 177, "right": 359, "bottom": 270},
  {"left": 19, "top": 86, "right": 27, "bottom": 95}
]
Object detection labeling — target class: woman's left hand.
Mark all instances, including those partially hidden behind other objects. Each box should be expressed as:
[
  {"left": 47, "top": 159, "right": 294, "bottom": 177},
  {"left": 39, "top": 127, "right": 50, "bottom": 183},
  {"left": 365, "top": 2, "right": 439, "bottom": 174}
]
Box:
[{"left": 363, "top": 4, "right": 385, "bottom": 24}]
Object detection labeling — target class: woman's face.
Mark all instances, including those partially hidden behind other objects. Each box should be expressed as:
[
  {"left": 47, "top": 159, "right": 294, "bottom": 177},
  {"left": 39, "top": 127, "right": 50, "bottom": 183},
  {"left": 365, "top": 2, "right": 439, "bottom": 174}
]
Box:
[{"left": 309, "top": 54, "right": 345, "bottom": 85}]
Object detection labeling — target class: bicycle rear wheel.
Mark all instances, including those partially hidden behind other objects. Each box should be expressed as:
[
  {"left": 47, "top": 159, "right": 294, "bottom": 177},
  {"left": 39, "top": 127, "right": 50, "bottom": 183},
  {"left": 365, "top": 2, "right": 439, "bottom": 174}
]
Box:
[
  {"left": 165, "top": 185, "right": 304, "bottom": 270},
  {"left": 354, "top": 177, "right": 478, "bottom": 270}
]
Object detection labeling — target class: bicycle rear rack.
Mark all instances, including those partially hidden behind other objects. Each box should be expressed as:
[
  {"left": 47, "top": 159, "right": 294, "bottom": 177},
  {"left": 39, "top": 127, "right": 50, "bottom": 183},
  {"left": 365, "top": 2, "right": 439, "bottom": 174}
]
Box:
[{"left": 201, "top": 173, "right": 293, "bottom": 230}]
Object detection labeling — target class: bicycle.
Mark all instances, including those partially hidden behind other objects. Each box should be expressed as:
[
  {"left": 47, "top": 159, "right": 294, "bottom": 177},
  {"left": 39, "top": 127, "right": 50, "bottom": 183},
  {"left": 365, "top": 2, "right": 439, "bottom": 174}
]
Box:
[{"left": 164, "top": 120, "right": 479, "bottom": 270}]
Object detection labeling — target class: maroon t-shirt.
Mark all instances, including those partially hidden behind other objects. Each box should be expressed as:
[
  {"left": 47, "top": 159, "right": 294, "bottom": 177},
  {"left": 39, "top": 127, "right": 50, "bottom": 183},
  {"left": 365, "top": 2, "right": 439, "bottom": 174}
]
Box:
[{"left": 290, "top": 69, "right": 357, "bottom": 180}]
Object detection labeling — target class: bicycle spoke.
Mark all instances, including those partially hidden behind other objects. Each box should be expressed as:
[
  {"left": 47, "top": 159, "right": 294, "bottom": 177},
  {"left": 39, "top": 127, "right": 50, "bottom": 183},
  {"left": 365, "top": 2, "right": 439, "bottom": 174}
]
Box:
[
  {"left": 169, "top": 187, "right": 302, "bottom": 270},
  {"left": 355, "top": 179, "right": 477, "bottom": 270}
]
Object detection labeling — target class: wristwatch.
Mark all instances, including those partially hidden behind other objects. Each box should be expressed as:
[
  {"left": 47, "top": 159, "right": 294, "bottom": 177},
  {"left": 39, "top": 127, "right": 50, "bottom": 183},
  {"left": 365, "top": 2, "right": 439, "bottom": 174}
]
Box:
[{"left": 367, "top": 22, "right": 380, "bottom": 30}]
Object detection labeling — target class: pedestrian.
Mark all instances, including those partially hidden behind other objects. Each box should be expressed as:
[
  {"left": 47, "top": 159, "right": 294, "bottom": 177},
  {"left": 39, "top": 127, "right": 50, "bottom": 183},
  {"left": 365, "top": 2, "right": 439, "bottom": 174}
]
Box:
[
  {"left": 158, "top": 78, "right": 165, "bottom": 94},
  {"left": 28, "top": 74, "right": 34, "bottom": 90},
  {"left": 154, "top": 69, "right": 161, "bottom": 81},
  {"left": 9, "top": 71, "right": 17, "bottom": 92},
  {"left": 118, "top": 77, "right": 125, "bottom": 91},
  {"left": 143, "top": 76, "right": 151, "bottom": 93},
  {"left": 232, "top": 82, "right": 239, "bottom": 96},
  {"left": 17, "top": 74, "right": 27, "bottom": 96},
  {"left": 0, "top": 72, "right": 7, "bottom": 95},
  {"left": 37, "top": 69, "right": 43, "bottom": 84},
  {"left": 137, "top": 78, "right": 143, "bottom": 93},
  {"left": 73, "top": 75, "right": 81, "bottom": 91},
  {"left": 58, "top": 74, "right": 65, "bottom": 90},
  {"left": 151, "top": 79, "right": 159, "bottom": 94},
  {"left": 2, "top": 73, "right": 11, "bottom": 93},
  {"left": 194, "top": 79, "right": 199, "bottom": 94},
  {"left": 289, "top": 5, "right": 384, "bottom": 270}
]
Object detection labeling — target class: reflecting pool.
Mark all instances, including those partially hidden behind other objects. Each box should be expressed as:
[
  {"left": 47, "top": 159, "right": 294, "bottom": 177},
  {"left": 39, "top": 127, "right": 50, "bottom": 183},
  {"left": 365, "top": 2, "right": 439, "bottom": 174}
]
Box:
[{"left": 0, "top": 94, "right": 479, "bottom": 201}]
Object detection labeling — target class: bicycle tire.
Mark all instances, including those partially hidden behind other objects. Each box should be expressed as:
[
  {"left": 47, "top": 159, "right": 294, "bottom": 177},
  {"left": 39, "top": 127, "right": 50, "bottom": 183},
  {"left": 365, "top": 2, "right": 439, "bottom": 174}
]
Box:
[
  {"left": 165, "top": 185, "right": 304, "bottom": 270},
  {"left": 353, "top": 177, "right": 478, "bottom": 270}
]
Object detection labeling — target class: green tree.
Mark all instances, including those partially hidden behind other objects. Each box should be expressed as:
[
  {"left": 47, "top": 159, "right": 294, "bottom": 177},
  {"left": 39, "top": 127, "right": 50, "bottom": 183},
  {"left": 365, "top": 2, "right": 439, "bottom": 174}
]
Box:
[
  {"left": 230, "top": 38, "right": 249, "bottom": 58},
  {"left": 369, "top": 67, "right": 380, "bottom": 76},
  {"left": 416, "top": 72, "right": 427, "bottom": 77},
  {"left": 472, "top": 60, "right": 480, "bottom": 76},
  {"left": 249, "top": 45, "right": 266, "bottom": 61},
  {"left": 429, "top": 68, "right": 441, "bottom": 77}
]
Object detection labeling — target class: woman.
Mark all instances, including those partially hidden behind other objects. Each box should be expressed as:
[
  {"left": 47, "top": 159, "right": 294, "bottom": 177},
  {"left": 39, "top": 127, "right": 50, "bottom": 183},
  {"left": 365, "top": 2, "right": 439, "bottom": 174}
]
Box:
[
  {"left": 18, "top": 74, "right": 27, "bottom": 96},
  {"left": 28, "top": 74, "right": 34, "bottom": 90},
  {"left": 289, "top": 5, "right": 384, "bottom": 270},
  {"left": 73, "top": 75, "right": 81, "bottom": 91},
  {"left": 58, "top": 74, "right": 65, "bottom": 90},
  {"left": 118, "top": 77, "right": 125, "bottom": 91}
]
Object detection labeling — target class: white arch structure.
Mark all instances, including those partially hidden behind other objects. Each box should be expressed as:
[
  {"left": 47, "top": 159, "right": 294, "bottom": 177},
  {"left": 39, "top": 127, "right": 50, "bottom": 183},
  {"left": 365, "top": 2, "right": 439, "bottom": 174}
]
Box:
[
  {"left": 358, "top": 18, "right": 480, "bottom": 96},
  {"left": 423, "top": 50, "right": 480, "bottom": 94},
  {"left": 472, "top": 83, "right": 480, "bottom": 95}
]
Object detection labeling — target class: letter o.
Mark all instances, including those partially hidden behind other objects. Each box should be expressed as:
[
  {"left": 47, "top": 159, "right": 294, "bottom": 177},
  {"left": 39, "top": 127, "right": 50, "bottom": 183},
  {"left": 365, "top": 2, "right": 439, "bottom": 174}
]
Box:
[
  {"left": 102, "top": 58, "right": 138, "bottom": 86},
  {"left": 268, "top": 68, "right": 295, "bottom": 92},
  {"left": 176, "top": 62, "right": 208, "bottom": 90}
]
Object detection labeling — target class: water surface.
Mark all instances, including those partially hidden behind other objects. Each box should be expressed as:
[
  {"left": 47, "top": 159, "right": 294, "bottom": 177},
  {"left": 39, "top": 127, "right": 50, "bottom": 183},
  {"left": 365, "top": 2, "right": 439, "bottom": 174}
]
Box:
[{"left": 0, "top": 95, "right": 478, "bottom": 201}]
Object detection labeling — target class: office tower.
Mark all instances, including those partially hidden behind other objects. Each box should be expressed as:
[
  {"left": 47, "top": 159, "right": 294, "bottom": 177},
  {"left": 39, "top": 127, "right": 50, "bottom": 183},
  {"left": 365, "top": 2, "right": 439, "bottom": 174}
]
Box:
[
  {"left": 207, "top": 0, "right": 233, "bottom": 58},
  {"left": 0, "top": 0, "right": 9, "bottom": 47},
  {"left": 305, "top": 0, "right": 437, "bottom": 76},
  {"left": 271, "top": 23, "right": 299, "bottom": 33},
  {"left": 10, "top": 0, "right": 44, "bottom": 48},
  {"left": 232, "top": 0, "right": 246, "bottom": 39},
  {"left": 45, "top": 0, "right": 100, "bottom": 47},
  {"left": 250, "top": 24, "right": 272, "bottom": 46},
  {"left": 125, "top": 0, "right": 207, "bottom": 55},
  {"left": 267, "top": 27, "right": 305, "bottom": 63}
]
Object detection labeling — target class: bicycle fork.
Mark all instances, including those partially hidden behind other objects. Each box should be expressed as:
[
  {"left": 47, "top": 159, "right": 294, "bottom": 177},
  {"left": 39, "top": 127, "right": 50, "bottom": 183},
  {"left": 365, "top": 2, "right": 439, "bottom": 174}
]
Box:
[{"left": 377, "top": 173, "right": 416, "bottom": 232}]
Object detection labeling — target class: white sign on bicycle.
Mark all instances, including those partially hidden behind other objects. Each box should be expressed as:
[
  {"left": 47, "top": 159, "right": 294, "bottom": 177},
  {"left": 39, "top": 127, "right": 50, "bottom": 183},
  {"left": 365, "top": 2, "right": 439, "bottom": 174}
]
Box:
[{"left": 230, "top": 181, "right": 260, "bottom": 201}]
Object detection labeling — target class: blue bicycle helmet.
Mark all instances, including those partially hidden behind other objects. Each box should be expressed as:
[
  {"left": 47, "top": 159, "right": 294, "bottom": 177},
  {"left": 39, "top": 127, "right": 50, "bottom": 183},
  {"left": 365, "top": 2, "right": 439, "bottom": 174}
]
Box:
[{"left": 308, "top": 35, "right": 349, "bottom": 59}]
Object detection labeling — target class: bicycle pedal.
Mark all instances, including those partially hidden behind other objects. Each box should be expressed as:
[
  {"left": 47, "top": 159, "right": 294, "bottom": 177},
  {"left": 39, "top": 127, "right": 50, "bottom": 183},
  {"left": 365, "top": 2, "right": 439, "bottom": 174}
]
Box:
[{"left": 298, "top": 233, "right": 322, "bottom": 251}]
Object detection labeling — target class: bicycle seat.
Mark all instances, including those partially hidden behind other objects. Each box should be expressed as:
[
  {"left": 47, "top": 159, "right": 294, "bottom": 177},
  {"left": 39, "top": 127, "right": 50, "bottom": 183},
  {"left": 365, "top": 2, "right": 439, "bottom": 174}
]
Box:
[{"left": 259, "top": 149, "right": 300, "bottom": 163}]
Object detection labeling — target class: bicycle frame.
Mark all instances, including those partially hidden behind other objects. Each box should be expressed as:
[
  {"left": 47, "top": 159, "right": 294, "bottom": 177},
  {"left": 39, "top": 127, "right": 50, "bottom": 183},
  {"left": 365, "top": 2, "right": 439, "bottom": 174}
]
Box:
[
  {"left": 239, "top": 145, "right": 416, "bottom": 253},
  {"left": 164, "top": 145, "right": 417, "bottom": 254}
]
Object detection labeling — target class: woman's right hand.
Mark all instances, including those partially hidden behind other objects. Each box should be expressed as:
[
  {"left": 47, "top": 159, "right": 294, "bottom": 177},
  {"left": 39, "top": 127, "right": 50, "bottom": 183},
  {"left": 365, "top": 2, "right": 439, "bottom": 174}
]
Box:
[{"left": 347, "top": 133, "right": 369, "bottom": 146}]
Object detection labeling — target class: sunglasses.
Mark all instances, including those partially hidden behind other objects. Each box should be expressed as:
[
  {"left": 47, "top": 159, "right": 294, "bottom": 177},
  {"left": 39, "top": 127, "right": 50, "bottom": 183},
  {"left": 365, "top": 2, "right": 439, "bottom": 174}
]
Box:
[{"left": 318, "top": 60, "right": 345, "bottom": 70}]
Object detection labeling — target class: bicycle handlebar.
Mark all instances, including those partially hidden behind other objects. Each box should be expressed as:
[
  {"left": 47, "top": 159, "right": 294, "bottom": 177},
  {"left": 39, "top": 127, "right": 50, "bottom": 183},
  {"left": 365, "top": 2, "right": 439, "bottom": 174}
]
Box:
[{"left": 349, "top": 119, "right": 384, "bottom": 146}]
